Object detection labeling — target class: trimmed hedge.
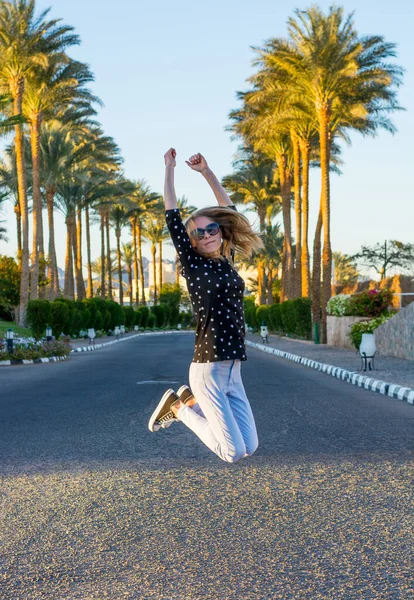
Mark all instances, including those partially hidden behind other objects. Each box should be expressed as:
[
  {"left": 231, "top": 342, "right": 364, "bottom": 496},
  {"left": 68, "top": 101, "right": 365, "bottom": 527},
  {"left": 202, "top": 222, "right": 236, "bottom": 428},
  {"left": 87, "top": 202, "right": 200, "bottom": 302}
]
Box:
[{"left": 248, "top": 298, "right": 312, "bottom": 340}]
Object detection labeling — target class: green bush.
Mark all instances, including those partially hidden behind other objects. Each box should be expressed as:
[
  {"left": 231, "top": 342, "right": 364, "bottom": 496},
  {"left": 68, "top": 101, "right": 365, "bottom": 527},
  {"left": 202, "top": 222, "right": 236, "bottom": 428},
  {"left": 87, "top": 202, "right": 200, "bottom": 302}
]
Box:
[
  {"left": 178, "top": 310, "right": 193, "bottom": 327},
  {"left": 124, "top": 306, "right": 135, "bottom": 328},
  {"left": 51, "top": 300, "right": 70, "bottom": 338},
  {"left": 268, "top": 303, "right": 283, "bottom": 332},
  {"left": 348, "top": 289, "right": 393, "bottom": 318},
  {"left": 82, "top": 299, "right": 98, "bottom": 328},
  {"left": 151, "top": 304, "right": 166, "bottom": 328},
  {"left": 137, "top": 306, "right": 149, "bottom": 328},
  {"left": 94, "top": 309, "right": 103, "bottom": 331},
  {"left": 134, "top": 310, "right": 142, "bottom": 327},
  {"left": 280, "top": 300, "right": 296, "bottom": 334},
  {"left": 292, "top": 298, "right": 312, "bottom": 339},
  {"left": 256, "top": 305, "right": 270, "bottom": 326},
  {"left": 244, "top": 298, "right": 257, "bottom": 329},
  {"left": 146, "top": 313, "right": 157, "bottom": 328},
  {"left": 72, "top": 310, "right": 83, "bottom": 336},
  {"left": 26, "top": 300, "right": 52, "bottom": 339}
]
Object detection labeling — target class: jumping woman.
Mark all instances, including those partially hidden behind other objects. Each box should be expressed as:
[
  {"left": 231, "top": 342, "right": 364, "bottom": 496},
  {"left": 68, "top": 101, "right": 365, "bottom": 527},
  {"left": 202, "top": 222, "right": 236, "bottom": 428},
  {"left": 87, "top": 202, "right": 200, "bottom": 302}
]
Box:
[{"left": 148, "top": 148, "right": 263, "bottom": 463}]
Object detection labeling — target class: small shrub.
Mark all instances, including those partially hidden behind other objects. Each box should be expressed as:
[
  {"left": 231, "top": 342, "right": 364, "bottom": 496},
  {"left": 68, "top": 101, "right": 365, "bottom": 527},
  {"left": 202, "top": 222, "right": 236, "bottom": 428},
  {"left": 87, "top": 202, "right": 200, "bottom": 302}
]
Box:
[
  {"left": 124, "top": 306, "right": 135, "bottom": 328},
  {"left": 280, "top": 300, "right": 296, "bottom": 334},
  {"left": 327, "top": 294, "right": 352, "bottom": 316},
  {"left": 293, "top": 298, "right": 312, "bottom": 339},
  {"left": 137, "top": 306, "right": 149, "bottom": 328},
  {"left": 256, "top": 305, "right": 270, "bottom": 326},
  {"left": 134, "top": 310, "right": 142, "bottom": 327},
  {"left": 268, "top": 303, "right": 283, "bottom": 332},
  {"left": 348, "top": 289, "right": 393, "bottom": 318},
  {"left": 146, "top": 313, "right": 157, "bottom": 328},
  {"left": 151, "top": 304, "right": 166, "bottom": 328},
  {"left": 26, "top": 300, "right": 52, "bottom": 340},
  {"left": 348, "top": 313, "right": 394, "bottom": 349},
  {"left": 51, "top": 300, "right": 70, "bottom": 338}
]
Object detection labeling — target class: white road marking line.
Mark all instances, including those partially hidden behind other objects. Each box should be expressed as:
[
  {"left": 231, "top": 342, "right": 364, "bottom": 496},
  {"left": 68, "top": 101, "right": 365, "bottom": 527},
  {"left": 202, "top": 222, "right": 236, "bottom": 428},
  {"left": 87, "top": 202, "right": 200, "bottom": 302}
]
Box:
[{"left": 136, "top": 380, "right": 179, "bottom": 385}]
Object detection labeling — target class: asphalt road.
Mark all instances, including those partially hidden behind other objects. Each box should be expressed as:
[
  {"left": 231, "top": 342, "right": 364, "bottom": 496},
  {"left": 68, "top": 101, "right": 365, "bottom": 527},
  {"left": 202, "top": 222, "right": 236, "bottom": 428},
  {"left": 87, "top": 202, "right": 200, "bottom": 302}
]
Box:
[{"left": 1, "top": 332, "right": 413, "bottom": 599}]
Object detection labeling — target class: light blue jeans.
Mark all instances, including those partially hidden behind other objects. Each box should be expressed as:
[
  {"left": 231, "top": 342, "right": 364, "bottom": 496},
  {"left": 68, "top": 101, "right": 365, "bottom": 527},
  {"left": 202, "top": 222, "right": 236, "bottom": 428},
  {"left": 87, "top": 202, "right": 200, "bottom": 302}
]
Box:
[{"left": 177, "top": 360, "right": 259, "bottom": 463}]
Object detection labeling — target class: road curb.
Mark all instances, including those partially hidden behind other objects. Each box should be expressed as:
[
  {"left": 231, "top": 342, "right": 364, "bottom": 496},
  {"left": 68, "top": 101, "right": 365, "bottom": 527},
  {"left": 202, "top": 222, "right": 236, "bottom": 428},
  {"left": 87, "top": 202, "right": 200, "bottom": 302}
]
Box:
[
  {"left": 0, "top": 330, "right": 192, "bottom": 368},
  {"left": 0, "top": 355, "right": 67, "bottom": 367},
  {"left": 70, "top": 329, "right": 191, "bottom": 353},
  {"left": 246, "top": 340, "right": 414, "bottom": 406}
]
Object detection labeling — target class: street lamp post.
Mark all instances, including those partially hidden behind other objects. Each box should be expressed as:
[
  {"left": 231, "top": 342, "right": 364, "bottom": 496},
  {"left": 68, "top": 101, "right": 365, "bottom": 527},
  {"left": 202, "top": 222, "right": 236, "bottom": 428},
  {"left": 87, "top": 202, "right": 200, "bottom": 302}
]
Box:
[
  {"left": 6, "top": 328, "right": 14, "bottom": 354},
  {"left": 46, "top": 326, "right": 52, "bottom": 342}
]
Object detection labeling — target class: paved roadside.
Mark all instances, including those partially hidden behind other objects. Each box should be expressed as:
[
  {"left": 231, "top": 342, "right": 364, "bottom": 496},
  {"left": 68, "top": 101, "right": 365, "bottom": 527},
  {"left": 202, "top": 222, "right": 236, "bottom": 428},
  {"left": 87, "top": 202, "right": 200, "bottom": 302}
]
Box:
[{"left": 246, "top": 332, "right": 414, "bottom": 398}]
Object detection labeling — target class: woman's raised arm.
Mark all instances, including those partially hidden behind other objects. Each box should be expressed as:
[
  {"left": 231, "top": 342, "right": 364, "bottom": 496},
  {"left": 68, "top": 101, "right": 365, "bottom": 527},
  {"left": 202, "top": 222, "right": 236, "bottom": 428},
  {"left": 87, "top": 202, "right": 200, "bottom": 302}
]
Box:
[
  {"left": 164, "top": 148, "right": 178, "bottom": 210},
  {"left": 186, "top": 153, "right": 233, "bottom": 207}
]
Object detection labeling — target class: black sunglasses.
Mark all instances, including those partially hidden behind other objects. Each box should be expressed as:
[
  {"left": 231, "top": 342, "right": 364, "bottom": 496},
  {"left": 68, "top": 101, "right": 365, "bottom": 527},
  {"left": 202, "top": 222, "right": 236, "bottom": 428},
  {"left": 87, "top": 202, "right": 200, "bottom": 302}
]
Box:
[{"left": 190, "top": 222, "right": 220, "bottom": 241}]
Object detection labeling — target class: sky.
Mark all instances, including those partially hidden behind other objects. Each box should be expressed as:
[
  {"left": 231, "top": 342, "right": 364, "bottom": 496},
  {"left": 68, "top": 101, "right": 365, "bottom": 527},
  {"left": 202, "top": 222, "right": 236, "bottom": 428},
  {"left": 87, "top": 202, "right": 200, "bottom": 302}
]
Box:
[{"left": 0, "top": 0, "right": 413, "bottom": 271}]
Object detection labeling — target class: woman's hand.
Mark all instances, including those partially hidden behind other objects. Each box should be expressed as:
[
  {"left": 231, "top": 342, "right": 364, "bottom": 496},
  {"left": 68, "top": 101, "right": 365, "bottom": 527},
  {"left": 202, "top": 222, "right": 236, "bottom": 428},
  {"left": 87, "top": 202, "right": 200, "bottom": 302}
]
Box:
[
  {"left": 185, "top": 153, "right": 209, "bottom": 173},
  {"left": 164, "top": 148, "right": 176, "bottom": 167}
]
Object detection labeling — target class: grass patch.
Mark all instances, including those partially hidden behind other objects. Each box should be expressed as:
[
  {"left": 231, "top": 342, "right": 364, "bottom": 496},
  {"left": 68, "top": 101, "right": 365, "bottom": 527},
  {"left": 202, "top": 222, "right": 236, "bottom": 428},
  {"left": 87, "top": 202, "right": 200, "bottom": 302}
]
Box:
[{"left": 0, "top": 320, "right": 33, "bottom": 338}]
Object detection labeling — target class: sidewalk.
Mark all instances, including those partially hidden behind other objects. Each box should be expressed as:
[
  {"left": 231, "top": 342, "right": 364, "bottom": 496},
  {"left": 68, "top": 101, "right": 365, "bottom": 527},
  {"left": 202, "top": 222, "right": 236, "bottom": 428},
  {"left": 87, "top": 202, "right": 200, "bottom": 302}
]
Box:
[{"left": 246, "top": 332, "right": 414, "bottom": 395}]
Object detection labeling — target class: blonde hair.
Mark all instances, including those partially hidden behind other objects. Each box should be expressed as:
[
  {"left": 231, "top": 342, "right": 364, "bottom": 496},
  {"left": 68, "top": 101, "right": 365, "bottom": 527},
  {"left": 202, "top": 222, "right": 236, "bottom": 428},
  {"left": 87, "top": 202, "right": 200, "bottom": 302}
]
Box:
[{"left": 185, "top": 206, "right": 263, "bottom": 262}]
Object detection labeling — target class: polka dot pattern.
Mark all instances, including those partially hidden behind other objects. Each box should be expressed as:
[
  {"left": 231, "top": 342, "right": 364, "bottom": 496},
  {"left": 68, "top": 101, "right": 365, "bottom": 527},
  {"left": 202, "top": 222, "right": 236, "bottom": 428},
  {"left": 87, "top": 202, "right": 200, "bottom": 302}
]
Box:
[{"left": 166, "top": 208, "right": 247, "bottom": 363}]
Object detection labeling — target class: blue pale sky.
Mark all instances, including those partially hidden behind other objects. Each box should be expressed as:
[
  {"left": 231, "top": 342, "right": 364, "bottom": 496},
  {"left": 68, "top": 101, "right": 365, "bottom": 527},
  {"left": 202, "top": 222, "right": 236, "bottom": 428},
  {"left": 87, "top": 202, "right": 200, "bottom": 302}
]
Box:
[{"left": 0, "top": 0, "right": 413, "bottom": 268}]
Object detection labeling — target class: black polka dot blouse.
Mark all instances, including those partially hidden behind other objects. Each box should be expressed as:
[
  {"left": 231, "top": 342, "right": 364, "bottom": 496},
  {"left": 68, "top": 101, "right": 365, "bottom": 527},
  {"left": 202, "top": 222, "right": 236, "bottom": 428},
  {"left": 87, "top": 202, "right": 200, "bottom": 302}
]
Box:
[{"left": 166, "top": 207, "right": 247, "bottom": 364}]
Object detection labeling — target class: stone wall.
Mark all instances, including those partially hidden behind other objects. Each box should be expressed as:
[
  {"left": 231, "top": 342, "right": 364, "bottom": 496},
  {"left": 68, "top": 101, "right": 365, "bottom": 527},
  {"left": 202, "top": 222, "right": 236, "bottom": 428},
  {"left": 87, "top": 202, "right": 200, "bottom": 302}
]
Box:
[
  {"left": 375, "top": 302, "right": 414, "bottom": 360},
  {"left": 327, "top": 316, "right": 369, "bottom": 350}
]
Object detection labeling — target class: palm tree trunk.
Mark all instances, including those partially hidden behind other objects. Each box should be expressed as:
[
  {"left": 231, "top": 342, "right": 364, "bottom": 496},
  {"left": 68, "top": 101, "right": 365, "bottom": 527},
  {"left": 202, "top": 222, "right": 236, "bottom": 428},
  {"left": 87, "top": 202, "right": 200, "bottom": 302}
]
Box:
[
  {"left": 158, "top": 240, "right": 163, "bottom": 292},
  {"left": 85, "top": 205, "right": 93, "bottom": 298},
  {"left": 292, "top": 132, "right": 302, "bottom": 299},
  {"left": 105, "top": 212, "right": 113, "bottom": 300},
  {"left": 64, "top": 215, "right": 75, "bottom": 300},
  {"left": 267, "top": 265, "right": 273, "bottom": 304},
  {"left": 137, "top": 220, "right": 146, "bottom": 305},
  {"left": 12, "top": 81, "right": 29, "bottom": 325},
  {"left": 319, "top": 106, "right": 332, "bottom": 343},
  {"left": 29, "top": 115, "right": 44, "bottom": 301},
  {"left": 46, "top": 186, "right": 59, "bottom": 300},
  {"left": 312, "top": 203, "right": 323, "bottom": 342},
  {"left": 100, "top": 209, "right": 106, "bottom": 298},
  {"left": 299, "top": 138, "right": 311, "bottom": 298},
  {"left": 75, "top": 206, "right": 86, "bottom": 300},
  {"left": 71, "top": 214, "right": 80, "bottom": 299},
  {"left": 131, "top": 218, "right": 139, "bottom": 306},
  {"left": 14, "top": 199, "right": 22, "bottom": 259},
  {"left": 277, "top": 153, "right": 293, "bottom": 301},
  {"left": 257, "top": 209, "right": 266, "bottom": 305},
  {"left": 116, "top": 227, "right": 123, "bottom": 306},
  {"left": 152, "top": 244, "right": 157, "bottom": 304},
  {"left": 128, "top": 263, "right": 133, "bottom": 306}
]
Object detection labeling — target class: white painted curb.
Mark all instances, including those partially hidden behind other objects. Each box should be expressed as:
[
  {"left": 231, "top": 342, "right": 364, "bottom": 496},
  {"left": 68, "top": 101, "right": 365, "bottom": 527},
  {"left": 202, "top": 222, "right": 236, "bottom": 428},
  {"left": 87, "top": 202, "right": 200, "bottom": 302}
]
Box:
[
  {"left": 246, "top": 340, "right": 414, "bottom": 405},
  {"left": 70, "top": 329, "right": 192, "bottom": 353}
]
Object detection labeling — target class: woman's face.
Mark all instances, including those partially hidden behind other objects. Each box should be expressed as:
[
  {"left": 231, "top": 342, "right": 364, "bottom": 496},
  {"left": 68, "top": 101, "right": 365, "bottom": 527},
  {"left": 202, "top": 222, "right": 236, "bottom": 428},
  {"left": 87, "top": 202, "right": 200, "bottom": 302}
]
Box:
[{"left": 189, "top": 216, "right": 222, "bottom": 257}]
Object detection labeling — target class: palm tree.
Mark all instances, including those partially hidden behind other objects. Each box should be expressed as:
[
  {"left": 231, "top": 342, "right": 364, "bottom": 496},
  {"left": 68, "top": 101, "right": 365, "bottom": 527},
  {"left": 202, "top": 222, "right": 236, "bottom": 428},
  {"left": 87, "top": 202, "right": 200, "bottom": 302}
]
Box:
[
  {"left": 262, "top": 224, "right": 284, "bottom": 303},
  {"left": 175, "top": 196, "right": 197, "bottom": 284},
  {"left": 23, "top": 56, "right": 99, "bottom": 300},
  {"left": 125, "top": 180, "right": 160, "bottom": 306},
  {"left": 332, "top": 251, "right": 359, "bottom": 288},
  {"left": 0, "top": 0, "right": 79, "bottom": 324},
  {"left": 110, "top": 202, "right": 129, "bottom": 306},
  {"left": 120, "top": 242, "right": 134, "bottom": 306},
  {"left": 143, "top": 217, "right": 164, "bottom": 305},
  {"left": 222, "top": 151, "right": 281, "bottom": 304},
  {"left": 255, "top": 6, "right": 403, "bottom": 339}
]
